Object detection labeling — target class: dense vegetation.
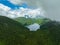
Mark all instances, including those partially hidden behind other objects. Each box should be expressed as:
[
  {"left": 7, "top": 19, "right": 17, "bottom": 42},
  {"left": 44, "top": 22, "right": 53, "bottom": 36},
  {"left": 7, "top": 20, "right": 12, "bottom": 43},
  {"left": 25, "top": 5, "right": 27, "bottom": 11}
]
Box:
[
  {"left": 15, "top": 17, "right": 50, "bottom": 26},
  {"left": 0, "top": 16, "right": 60, "bottom": 45},
  {"left": 0, "top": 16, "right": 29, "bottom": 45}
]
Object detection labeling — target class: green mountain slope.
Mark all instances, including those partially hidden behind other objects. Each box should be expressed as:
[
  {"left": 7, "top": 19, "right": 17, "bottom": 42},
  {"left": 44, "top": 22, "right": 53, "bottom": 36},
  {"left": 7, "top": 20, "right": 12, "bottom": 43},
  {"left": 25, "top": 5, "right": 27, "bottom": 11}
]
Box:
[
  {"left": 39, "top": 21, "right": 60, "bottom": 45},
  {"left": 15, "top": 17, "right": 50, "bottom": 26},
  {"left": 0, "top": 16, "right": 60, "bottom": 45},
  {"left": 27, "top": 21, "right": 60, "bottom": 45},
  {"left": 0, "top": 16, "right": 29, "bottom": 45}
]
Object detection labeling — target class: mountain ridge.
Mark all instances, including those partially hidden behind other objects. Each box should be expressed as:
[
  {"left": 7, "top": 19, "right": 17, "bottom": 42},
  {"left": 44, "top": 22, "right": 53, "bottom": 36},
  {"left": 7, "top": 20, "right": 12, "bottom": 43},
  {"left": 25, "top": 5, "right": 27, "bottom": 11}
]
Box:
[{"left": 0, "top": 16, "right": 60, "bottom": 45}]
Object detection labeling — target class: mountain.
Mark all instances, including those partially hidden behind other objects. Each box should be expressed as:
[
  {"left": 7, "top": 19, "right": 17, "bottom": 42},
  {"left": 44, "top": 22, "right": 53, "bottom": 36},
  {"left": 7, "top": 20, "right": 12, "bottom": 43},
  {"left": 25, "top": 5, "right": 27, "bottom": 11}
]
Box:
[
  {"left": 15, "top": 17, "right": 50, "bottom": 26},
  {"left": 26, "top": 21, "right": 60, "bottom": 45},
  {"left": 0, "top": 16, "right": 29, "bottom": 45},
  {"left": 0, "top": 16, "right": 60, "bottom": 45},
  {"left": 38, "top": 21, "right": 60, "bottom": 45}
]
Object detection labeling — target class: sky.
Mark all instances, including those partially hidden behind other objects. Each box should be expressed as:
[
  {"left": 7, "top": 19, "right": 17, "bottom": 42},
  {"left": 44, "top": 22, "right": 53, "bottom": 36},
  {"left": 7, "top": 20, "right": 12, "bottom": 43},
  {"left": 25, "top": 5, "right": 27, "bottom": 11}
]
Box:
[
  {"left": 0, "top": 0, "right": 42, "bottom": 31},
  {"left": 0, "top": 0, "right": 28, "bottom": 9},
  {"left": 0, "top": 0, "right": 60, "bottom": 21},
  {"left": 0, "top": 0, "right": 45, "bottom": 19}
]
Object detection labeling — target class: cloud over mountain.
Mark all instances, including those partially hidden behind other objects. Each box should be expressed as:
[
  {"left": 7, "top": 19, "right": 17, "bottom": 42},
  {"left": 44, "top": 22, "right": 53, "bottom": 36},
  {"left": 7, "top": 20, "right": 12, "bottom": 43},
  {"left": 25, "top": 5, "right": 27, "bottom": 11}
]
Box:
[
  {"left": 8, "top": 0, "right": 60, "bottom": 21},
  {"left": 0, "top": 3, "right": 45, "bottom": 18}
]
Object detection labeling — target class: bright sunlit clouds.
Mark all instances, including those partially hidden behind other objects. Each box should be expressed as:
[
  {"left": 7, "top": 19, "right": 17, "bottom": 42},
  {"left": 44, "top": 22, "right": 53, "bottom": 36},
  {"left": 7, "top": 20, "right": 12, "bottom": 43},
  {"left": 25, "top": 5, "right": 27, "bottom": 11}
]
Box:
[
  {"left": 0, "top": 1, "right": 45, "bottom": 18},
  {"left": 8, "top": 0, "right": 60, "bottom": 21}
]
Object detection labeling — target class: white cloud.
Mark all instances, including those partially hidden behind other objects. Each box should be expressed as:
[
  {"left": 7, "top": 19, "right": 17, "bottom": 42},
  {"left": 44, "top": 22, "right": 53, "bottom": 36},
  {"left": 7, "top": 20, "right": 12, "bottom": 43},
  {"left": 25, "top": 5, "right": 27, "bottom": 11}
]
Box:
[
  {"left": 0, "top": 3, "right": 45, "bottom": 18},
  {"left": 8, "top": 0, "right": 23, "bottom": 5},
  {"left": 26, "top": 23, "right": 40, "bottom": 31},
  {"left": 0, "top": 4, "right": 11, "bottom": 11},
  {"left": 18, "top": 7, "right": 45, "bottom": 18},
  {"left": 0, "top": 3, "right": 11, "bottom": 17},
  {"left": 8, "top": 0, "right": 60, "bottom": 21},
  {"left": 0, "top": 3, "right": 16, "bottom": 18},
  {"left": 8, "top": 0, "right": 41, "bottom": 7}
]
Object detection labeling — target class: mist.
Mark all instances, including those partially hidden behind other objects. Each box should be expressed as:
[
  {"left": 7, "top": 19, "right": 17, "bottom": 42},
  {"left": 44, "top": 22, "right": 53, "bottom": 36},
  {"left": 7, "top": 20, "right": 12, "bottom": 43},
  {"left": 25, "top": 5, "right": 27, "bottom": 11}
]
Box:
[
  {"left": 9, "top": 0, "right": 60, "bottom": 21},
  {"left": 26, "top": 23, "right": 40, "bottom": 31},
  {"left": 24, "top": 0, "right": 60, "bottom": 21}
]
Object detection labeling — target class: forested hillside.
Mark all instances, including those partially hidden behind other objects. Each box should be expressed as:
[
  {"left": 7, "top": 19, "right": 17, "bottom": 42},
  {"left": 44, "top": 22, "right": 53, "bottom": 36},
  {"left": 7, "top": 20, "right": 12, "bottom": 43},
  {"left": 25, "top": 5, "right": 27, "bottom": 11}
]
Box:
[
  {"left": 15, "top": 17, "right": 50, "bottom": 26},
  {"left": 0, "top": 16, "right": 29, "bottom": 45},
  {"left": 0, "top": 16, "right": 60, "bottom": 45}
]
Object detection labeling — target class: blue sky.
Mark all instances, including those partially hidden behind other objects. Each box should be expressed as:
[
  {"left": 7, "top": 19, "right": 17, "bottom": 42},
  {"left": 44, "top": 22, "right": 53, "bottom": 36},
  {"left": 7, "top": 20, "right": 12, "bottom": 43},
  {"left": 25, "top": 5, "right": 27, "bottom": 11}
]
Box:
[
  {"left": 0, "top": 0, "right": 42, "bottom": 19},
  {"left": 0, "top": 0, "right": 28, "bottom": 9},
  {"left": 0, "top": 0, "right": 60, "bottom": 21},
  {"left": 0, "top": 0, "right": 46, "bottom": 19}
]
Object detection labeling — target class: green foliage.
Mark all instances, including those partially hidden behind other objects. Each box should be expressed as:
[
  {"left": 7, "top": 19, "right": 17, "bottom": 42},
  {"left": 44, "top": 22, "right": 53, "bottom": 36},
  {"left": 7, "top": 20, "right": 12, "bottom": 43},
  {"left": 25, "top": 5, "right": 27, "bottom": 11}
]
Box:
[
  {"left": 15, "top": 17, "right": 50, "bottom": 26},
  {"left": 0, "top": 16, "right": 60, "bottom": 45},
  {"left": 0, "top": 16, "right": 29, "bottom": 45}
]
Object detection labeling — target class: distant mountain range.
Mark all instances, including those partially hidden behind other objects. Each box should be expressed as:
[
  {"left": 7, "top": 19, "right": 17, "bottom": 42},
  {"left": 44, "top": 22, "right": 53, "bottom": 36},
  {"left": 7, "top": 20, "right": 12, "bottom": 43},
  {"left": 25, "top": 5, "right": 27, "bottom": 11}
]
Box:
[
  {"left": 0, "top": 16, "right": 60, "bottom": 45},
  {"left": 15, "top": 17, "right": 50, "bottom": 26},
  {"left": 15, "top": 17, "right": 50, "bottom": 31}
]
